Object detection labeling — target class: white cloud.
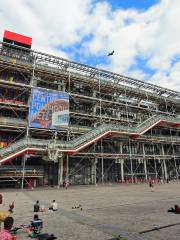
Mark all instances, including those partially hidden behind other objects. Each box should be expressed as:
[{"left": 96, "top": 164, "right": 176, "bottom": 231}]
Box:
[
  {"left": 81, "top": 0, "right": 180, "bottom": 90},
  {"left": 0, "top": 0, "right": 91, "bottom": 56},
  {"left": 151, "top": 61, "right": 180, "bottom": 90},
  {"left": 0, "top": 0, "right": 179, "bottom": 91}
]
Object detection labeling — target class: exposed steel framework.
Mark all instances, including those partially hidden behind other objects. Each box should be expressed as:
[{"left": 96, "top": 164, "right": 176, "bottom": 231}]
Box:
[{"left": 0, "top": 40, "right": 179, "bottom": 187}]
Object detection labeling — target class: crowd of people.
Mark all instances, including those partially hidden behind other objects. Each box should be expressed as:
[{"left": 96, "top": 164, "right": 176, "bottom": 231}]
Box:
[
  {"left": 0, "top": 179, "right": 179, "bottom": 239},
  {"left": 0, "top": 194, "right": 15, "bottom": 240},
  {"left": 0, "top": 194, "right": 57, "bottom": 239}
]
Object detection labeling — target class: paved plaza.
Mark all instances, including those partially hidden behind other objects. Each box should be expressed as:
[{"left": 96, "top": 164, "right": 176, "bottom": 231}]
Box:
[{"left": 1, "top": 182, "right": 180, "bottom": 240}]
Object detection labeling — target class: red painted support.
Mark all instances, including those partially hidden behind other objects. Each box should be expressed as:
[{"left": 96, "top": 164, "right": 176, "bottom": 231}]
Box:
[
  {"left": 26, "top": 150, "right": 37, "bottom": 155},
  {"left": 67, "top": 152, "right": 76, "bottom": 155},
  {"left": 159, "top": 120, "right": 166, "bottom": 126},
  {"left": 105, "top": 133, "right": 114, "bottom": 138},
  {"left": 172, "top": 123, "right": 180, "bottom": 128},
  {"left": 130, "top": 134, "right": 140, "bottom": 139}
]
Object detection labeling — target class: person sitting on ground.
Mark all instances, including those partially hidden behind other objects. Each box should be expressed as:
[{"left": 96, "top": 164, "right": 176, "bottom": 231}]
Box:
[
  {"left": 34, "top": 200, "right": 40, "bottom": 212},
  {"left": 168, "top": 204, "right": 180, "bottom": 214},
  {"left": 0, "top": 216, "right": 14, "bottom": 240},
  {"left": 49, "top": 200, "right": 58, "bottom": 211},
  {"left": 0, "top": 202, "right": 14, "bottom": 230},
  {"left": 31, "top": 214, "right": 43, "bottom": 231},
  {"left": 27, "top": 214, "right": 43, "bottom": 237}
]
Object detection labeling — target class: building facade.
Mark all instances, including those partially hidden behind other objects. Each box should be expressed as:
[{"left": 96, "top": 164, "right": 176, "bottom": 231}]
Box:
[{"left": 0, "top": 31, "right": 180, "bottom": 188}]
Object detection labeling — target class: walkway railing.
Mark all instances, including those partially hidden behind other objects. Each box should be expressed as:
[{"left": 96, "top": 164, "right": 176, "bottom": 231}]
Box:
[{"left": 0, "top": 114, "right": 179, "bottom": 162}]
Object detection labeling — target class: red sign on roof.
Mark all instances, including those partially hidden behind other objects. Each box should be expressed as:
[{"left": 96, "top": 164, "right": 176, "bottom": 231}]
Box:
[{"left": 4, "top": 30, "right": 32, "bottom": 46}]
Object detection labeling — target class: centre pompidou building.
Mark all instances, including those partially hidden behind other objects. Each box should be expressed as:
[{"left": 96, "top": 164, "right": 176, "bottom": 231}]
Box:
[{"left": 0, "top": 30, "right": 179, "bottom": 188}]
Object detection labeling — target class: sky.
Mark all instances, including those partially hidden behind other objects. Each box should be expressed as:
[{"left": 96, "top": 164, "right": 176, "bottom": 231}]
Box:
[{"left": 0, "top": 0, "right": 180, "bottom": 91}]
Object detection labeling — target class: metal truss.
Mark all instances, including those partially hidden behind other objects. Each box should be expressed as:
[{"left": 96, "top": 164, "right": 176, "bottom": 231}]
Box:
[
  {"left": 0, "top": 40, "right": 180, "bottom": 186},
  {"left": 0, "top": 41, "right": 180, "bottom": 99}
]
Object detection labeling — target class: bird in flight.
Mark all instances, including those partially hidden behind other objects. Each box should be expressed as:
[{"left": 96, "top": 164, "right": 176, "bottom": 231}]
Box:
[{"left": 107, "top": 50, "right": 114, "bottom": 56}]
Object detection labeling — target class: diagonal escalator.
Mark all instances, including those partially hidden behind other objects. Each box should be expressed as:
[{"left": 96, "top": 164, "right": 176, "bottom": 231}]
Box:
[{"left": 0, "top": 114, "right": 179, "bottom": 164}]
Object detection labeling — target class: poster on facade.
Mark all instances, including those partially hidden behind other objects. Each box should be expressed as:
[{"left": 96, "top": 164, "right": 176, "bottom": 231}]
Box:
[{"left": 29, "top": 87, "right": 69, "bottom": 129}]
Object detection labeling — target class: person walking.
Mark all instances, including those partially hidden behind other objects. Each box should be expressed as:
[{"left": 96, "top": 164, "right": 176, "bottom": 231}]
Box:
[{"left": 149, "top": 180, "right": 155, "bottom": 192}]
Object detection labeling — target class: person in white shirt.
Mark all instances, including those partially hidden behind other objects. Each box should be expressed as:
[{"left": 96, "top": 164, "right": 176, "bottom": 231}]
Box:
[
  {"left": 49, "top": 200, "right": 58, "bottom": 211},
  {"left": 52, "top": 200, "right": 58, "bottom": 211}
]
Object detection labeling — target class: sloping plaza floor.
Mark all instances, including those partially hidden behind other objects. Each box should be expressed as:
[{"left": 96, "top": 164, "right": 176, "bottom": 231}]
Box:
[{"left": 1, "top": 182, "right": 180, "bottom": 240}]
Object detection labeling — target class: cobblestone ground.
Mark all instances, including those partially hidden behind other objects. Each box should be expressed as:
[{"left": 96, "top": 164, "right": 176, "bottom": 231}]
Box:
[{"left": 1, "top": 182, "right": 180, "bottom": 240}]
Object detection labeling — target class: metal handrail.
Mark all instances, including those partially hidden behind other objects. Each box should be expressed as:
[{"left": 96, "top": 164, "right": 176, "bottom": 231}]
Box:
[{"left": 0, "top": 115, "right": 180, "bottom": 159}]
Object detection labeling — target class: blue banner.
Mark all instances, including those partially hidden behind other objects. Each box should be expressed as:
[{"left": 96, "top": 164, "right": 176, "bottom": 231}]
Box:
[{"left": 29, "top": 87, "right": 69, "bottom": 129}]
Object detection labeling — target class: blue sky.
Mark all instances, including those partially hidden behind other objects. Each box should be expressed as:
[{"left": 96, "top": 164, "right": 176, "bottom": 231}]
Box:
[
  {"left": 95, "top": 0, "right": 160, "bottom": 11},
  {"left": 57, "top": 0, "right": 161, "bottom": 74},
  {"left": 0, "top": 0, "right": 180, "bottom": 90}
]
